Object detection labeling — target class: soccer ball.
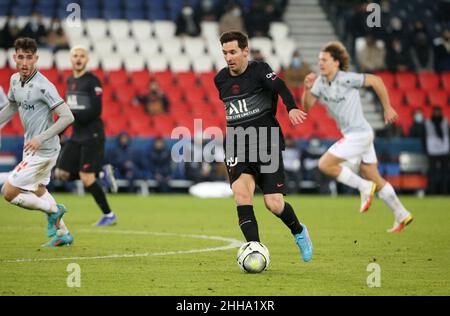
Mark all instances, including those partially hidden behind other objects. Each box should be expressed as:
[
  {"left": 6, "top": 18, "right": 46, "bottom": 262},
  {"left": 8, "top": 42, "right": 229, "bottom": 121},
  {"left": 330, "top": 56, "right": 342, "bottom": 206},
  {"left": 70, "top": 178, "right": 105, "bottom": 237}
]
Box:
[{"left": 236, "top": 241, "right": 270, "bottom": 273}]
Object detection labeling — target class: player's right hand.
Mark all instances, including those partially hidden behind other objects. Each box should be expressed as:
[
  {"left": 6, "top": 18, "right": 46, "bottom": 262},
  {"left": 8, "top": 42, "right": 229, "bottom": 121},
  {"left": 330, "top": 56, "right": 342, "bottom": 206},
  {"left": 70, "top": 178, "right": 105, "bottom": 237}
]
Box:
[{"left": 304, "top": 73, "right": 317, "bottom": 90}]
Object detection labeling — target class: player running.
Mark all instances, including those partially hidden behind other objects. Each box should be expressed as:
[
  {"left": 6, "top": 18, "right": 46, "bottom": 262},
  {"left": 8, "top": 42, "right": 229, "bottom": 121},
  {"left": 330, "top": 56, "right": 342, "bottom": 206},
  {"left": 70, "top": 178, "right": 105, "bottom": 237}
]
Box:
[
  {"left": 0, "top": 37, "right": 75, "bottom": 246},
  {"left": 302, "top": 41, "right": 413, "bottom": 232},
  {"left": 55, "top": 46, "right": 118, "bottom": 226},
  {"left": 215, "top": 31, "right": 313, "bottom": 262}
]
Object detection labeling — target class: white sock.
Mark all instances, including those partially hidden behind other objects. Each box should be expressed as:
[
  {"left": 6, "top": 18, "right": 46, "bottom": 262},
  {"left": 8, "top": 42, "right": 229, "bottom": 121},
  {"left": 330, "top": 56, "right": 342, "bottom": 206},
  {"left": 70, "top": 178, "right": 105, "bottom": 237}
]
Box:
[
  {"left": 10, "top": 192, "right": 57, "bottom": 214},
  {"left": 40, "top": 191, "right": 68, "bottom": 233},
  {"left": 378, "top": 182, "right": 410, "bottom": 222},
  {"left": 336, "top": 165, "right": 371, "bottom": 192},
  {"left": 105, "top": 212, "right": 115, "bottom": 218}
]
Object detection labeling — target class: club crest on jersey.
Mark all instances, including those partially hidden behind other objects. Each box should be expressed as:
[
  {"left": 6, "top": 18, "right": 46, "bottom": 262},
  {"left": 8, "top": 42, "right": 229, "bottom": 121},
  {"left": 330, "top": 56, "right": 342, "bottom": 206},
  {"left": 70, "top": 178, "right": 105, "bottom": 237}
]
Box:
[{"left": 231, "top": 84, "right": 240, "bottom": 95}]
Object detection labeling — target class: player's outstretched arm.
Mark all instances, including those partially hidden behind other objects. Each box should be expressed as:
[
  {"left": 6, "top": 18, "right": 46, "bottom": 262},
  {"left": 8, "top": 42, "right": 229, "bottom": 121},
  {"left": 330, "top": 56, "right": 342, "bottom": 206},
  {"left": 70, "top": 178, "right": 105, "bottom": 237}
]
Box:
[
  {"left": 364, "top": 74, "right": 398, "bottom": 124},
  {"left": 0, "top": 102, "right": 18, "bottom": 129},
  {"left": 25, "top": 103, "right": 74, "bottom": 154},
  {"left": 302, "top": 73, "right": 318, "bottom": 111}
]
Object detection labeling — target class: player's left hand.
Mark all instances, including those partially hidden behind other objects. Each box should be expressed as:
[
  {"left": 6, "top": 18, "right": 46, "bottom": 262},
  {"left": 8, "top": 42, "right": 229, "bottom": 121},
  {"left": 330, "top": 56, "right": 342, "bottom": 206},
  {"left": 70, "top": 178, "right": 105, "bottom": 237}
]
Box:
[
  {"left": 24, "top": 138, "right": 41, "bottom": 155},
  {"left": 384, "top": 106, "right": 398, "bottom": 124},
  {"left": 289, "top": 109, "right": 307, "bottom": 125}
]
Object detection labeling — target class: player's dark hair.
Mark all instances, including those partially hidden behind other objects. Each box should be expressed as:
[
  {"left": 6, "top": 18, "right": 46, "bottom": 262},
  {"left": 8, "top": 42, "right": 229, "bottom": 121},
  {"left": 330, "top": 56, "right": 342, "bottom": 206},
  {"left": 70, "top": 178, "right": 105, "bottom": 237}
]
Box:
[
  {"left": 220, "top": 31, "right": 248, "bottom": 50},
  {"left": 14, "top": 37, "right": 38, "bottom": 54},
  {"left": 322, "top": 41, "right": 350, "bottom": 71}
]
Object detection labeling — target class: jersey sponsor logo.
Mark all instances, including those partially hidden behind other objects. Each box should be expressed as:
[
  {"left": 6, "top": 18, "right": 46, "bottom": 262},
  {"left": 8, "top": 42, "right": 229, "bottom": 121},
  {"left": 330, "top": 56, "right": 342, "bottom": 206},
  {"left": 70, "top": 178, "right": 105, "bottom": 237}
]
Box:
[
  {"left": 229, "top": 99, "right": 248, "bottom": 115},
  {"left": 67, "top": 95, "right": 86, "bottom": 110},
  {"left": 266, "top": 72, "right": 277, "bottom": 81},
  {"left": 18, "top": 101, "right": 35, "bottom": 111}
]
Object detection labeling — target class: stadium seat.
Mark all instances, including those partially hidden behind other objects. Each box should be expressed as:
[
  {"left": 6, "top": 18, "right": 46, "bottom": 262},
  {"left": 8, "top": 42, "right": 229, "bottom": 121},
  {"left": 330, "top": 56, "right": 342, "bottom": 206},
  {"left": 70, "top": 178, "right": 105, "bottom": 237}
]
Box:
[
  {"left": 269, "top": 22, "right": 290, "bottom": 41},
  {"left": 273, "top": 38, "right": 297, "bottom": 68},
  {"left": 153, "top": 71, "right": 175, "bottom": 89},
  {"left": 441, "top": 72, "right": 450, "bottom": 91},
  {"left": 192, "top": 55, "right": 214, "bottom": 73},
  {"left": 418, "top": 72, "right": 440, "bottom": 90},
  {"left": 405, "top": 90, "right": 427, "bottom": 108},
  {"left": 131, "top": 20, "right": 153, "bottom": 40},
  {"left": 0, "top": 49, "right": 7, "bottom": 68},
  {"left": 169, "top": 55, "right": 191, "bottom": 72},
  {"left": 138, "top": 38, "right": 160, "bottom": 55},
  {"left": 37, "top": 49, "right": 54, "bottom": 69},
  {"left": 108, "top": 20, "right": 131, "bottom": 41},
  {"left": 388, "top": 89, "right": 405, "bottom": 107},
  {"left": 68, "top": 37, "right": 91, "bottom": 52},
  {"left": 161, "top": 38, "right": 183, "bottom": 57},
  {"left": 92, "top": 38, "right": 115, "bottom": 56},
  {"left": 250, "top": 37, "right": 273, "bottom": 59},
  {"left": 183, "top": 37, "right": 206, "bottom": 58},
  {"left": 200, "top": 21, "right": 219, "bottom": 41},
  {"left": 115, "top": 38, "right": 138, "bottom": 56},
  {"left": 265, "top": 55, "right": 282, "bottom": 73},
  {"left": 125, "top": 8, "right": 146, "bottom": 20},
  {"left": 147, "top": 55, "right": 169, "bottom": 72},
  {"left": 428, "top": 90, "right": 449, "bottom": 108},
  {"left": 101, "top": 54, "right": 123, "bottom": 71},
  {"left": 85, "top": 19, "right": 108, "bottom": 40},
  {"left": 376, "top": 72, "right": 395, "bottom": 89},
  {"left": 396, "top": 72, "right": 417, "bottom": 90},
  {"left": 86, "top": 52, "right": 101, "bottom": 70},
  {"left": 124, "top": 55, "right": 146, "bottom": 72},
  {"left": 153, "top": 21, "right": 176, "bottom": 40},
  {"left": 212, "top": 55, "right": 227, "bottom": 71},
  {"left": 176, "top": 72, "right": 197, "bottom": 88},
  {"left": 103, "top": 9, "right": 123, "bottom": 20},
  {"left": 108, "top": 69, "right": 129, "bottom": 87},
  {"left": 55, "top": 50, "right": 72, "bottom": 71},
  {"left": 130, "top": 70, "right": 151, "bottom": 87},
  {"left": 40, "top": 68, "right": 59, "bottom": 84}
]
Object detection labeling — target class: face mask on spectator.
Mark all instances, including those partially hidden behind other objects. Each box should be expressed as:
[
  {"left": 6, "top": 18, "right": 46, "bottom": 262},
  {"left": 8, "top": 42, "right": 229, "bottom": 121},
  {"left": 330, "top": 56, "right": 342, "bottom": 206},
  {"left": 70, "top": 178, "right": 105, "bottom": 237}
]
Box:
[
  {"left": 414, "top": 112, "right": 424, "bottom": 123},
  {"left": 182, "top": 6, "right": 193, "bottom": 16},
  {"left": 232, "top": 8, "right": 241, "bottom": 17},
  {"left": 292, "top": 57, "right": 302, "bottom": 68}
]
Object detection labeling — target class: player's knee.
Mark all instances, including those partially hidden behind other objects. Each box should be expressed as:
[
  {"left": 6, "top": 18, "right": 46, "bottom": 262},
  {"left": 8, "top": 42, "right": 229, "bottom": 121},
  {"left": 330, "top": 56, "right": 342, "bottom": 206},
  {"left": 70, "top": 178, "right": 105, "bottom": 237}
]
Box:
[
  {"left": 264, "top": 197, "right": 284, "bottom": 214},
  {"left": 79, "top": 172, "right": 96, "bottom": 186},
  {"left": 318, "top": 157, "right": 329, "bottom": 174},
  {"left": 2, "top": 186, "right": 16, "bottom": 203},
  {"left": 233, "top": 186, "right": 253, "bottom": 205}
]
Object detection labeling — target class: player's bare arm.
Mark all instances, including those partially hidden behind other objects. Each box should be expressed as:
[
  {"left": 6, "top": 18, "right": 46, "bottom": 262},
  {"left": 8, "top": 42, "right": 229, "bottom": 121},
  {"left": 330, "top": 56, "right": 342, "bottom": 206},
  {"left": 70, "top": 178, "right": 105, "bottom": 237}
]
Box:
[
  {"left": 363, "top": 74, "right": 398, "bottom": 124},
  {"left": 302, "top": 72, "right": 318, "bottom": 110},
  {"left": 25, "top": 103, "right": 74, "bottom": 155}
]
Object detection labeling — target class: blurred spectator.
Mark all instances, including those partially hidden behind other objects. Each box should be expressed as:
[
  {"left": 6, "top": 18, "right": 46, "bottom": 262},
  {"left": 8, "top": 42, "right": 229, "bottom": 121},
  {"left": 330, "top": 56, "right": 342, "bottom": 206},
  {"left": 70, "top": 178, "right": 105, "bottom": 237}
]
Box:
[
  {"left": 219, "top": 2, "right": 246, "bottom": 35},
  {"left": 45, "top": 18, "right": 70, "bottom": 53},
  {"left": 412, "top": 32, "right": 434, "bottom": 72},
  {"left": 0, "top": 15, "right": 21, "bottom": 49},
  {"left": 433, "top": 29, "right": 450, "bottom": 72},
  {"left": 283, "top": 51, "right": 312, "bottom": 88},
  {"left": 408, "top": 109, "right": 426, "bottom": 139},
  {"left": 134, "top": 81, "right": 170, "bottom": 114},
  {"left": 250, "top": 48, "right": 264, "bottom": 62},
  {"left": 198, "top": 0, "right": 222, "bottom": 21},
  {"left": 148, "top": 137, "right": 172, "bottom": 192},
  {"left": 386, "top": 37, "right": 414, "bottom": 72},
  {"left": 107, "top": 132, "right": 137, "bottom": 193},
  {"left": 175, "top": 3, "right": 201, "bottom": 37},
  {"left": 245, "top": 0, "right": 271, "bottom": 38},
  {"left": 0, "top": 86, "right": 7, "bottom": 110},
  {"left": 425, "top": 106, "right": 450, "bottom": 194},
  {"left": 302, "top": 137, "right": 334, "bottom": 194},
  {"left": 20, "top": 11, "right": 48, "bottom": 46},
  {"left": 283, "top": 136, "right": 301, "bottom": 193},
  {"left": 357, "top": 34, "right": 386, "bottom": 73}
]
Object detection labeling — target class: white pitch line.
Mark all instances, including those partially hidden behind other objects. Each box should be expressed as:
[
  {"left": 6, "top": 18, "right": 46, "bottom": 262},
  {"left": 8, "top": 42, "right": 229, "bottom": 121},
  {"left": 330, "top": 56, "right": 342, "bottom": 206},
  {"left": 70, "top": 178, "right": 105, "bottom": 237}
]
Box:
[{"left": 0, "top": 229, "right": 243, "bottom": 264}]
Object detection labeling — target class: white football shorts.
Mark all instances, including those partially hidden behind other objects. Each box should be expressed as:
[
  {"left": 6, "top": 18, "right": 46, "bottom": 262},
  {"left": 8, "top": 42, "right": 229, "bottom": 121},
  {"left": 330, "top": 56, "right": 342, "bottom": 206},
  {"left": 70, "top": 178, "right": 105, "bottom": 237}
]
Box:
[
  {"left": 8, "top": 152, "right": 58, "bottom": 191},
  {"left": 327, "top": 131, "right": 378, "bottom": 165}
]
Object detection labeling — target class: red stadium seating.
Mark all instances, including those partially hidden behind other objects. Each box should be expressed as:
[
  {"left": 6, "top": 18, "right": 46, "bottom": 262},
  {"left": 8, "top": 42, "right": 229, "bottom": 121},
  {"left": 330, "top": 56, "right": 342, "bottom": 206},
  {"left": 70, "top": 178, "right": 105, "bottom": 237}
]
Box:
[
  {"left": 405, "top": 89, "right": 427, "bottom": 108},
  {"left": 418, "top": 72, "right": 440, "bottom": 90},
  {"left": 428, "top": 90, "right": 448, "bottom": 108},
  {"left": 441, "top": 72, "right": 450, "bottom": 91},
  {"left": 107, "top": 70, "right": 129, "bottom": 87},
  {"left": 40, "top": 68, "right": 60, "bottom": 84},
  {"left": 376, "top": 71, "right": 395, "bottom": 89},
  {"left": 130, "top": 70, "right": 151, "bottom": 90},
  {"left": 388, "top": 88, "right": 405, "bottom": 107},
  {"left": 395, "top": 72, "right": 417, "bottom": 90},
  {"left": 176, "top": 72, "right": 198, "bottom": 88}
]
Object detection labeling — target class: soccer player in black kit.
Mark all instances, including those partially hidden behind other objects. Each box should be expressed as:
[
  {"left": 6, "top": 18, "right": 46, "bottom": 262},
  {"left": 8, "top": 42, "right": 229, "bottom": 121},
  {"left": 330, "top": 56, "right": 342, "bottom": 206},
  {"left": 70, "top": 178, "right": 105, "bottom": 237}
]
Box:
[
  {"left": 55, "top": 46, "right": 118, "bottom": 226},
  {"left": 214, "top": 31, "right": 313, "bottom": 262}
]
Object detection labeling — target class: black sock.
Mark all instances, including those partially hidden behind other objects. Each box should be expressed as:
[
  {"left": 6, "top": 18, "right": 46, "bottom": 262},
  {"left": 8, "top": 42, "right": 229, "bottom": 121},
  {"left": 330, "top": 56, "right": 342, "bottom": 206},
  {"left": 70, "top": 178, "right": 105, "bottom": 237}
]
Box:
[
  {"left": 237, "top": 205, "right": 260, "bottom": 242},
  {"left": 277, "top": 202, "right": 303, "bottom": 235},
  {"left": 85, "top": 180, "right": 112, "bottom": 215}
]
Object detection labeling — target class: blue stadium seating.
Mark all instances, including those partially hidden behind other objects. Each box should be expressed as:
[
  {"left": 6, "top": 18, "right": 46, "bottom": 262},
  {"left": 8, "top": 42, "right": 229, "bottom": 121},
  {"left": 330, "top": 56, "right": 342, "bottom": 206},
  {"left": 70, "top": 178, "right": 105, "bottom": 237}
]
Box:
[
  {"left": 125, "top": 9, "right": 146, "bottom": 20},
  {"left": 11, "top": 5, "right": 33, "bottom": 16},
  {"left": 103, "top": 9, "right": 123, "bottom": 20}
]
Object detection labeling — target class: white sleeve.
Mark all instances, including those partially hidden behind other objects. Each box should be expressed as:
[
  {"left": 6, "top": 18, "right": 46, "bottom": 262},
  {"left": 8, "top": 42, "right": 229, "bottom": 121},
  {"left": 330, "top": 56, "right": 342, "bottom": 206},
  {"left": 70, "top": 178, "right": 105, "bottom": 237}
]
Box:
[
  {"left": 342, "top": 72, "right": 365, "bottom": 88},
  {"left": 0, "top": 87, "right": 8, "bottom": 109},
  {"left": 310, "top": 77, "right": 322, "bottom": 98},
  {"left": 39, "top": 80, "right": 65, "bottom": 110}
]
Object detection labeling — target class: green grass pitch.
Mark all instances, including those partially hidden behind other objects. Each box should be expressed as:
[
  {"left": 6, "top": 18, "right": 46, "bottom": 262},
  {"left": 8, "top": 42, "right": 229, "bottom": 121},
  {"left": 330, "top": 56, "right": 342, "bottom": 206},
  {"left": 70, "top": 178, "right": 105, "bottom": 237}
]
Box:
[{"left": 0, "top": 194, "right": 449, "bottom": 296}]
